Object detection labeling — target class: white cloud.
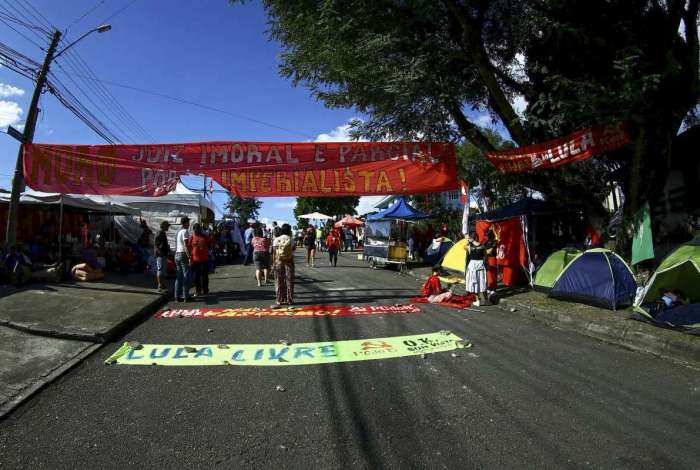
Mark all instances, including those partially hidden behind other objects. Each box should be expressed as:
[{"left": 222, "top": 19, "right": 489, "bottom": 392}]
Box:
[
  {"left": 315, "top": 118, "right": 367, "bottom": 142},
  {"left": 356, "top": 196, "right": 386, "bottom": 215},
  {"left": 511, "top": 95, "right": 527, "bottom": 117},
  {"left": 0, "top": 101, "right": 23, "bottom": 127},
  {"left": 475, "top": 113, "right": 492, "bottom": 127},
  {"left": 0, "top": 84, "right": 24, "bottom": 98},
  {"left": 274, "top": 201, "right": 296, "bottom": 209}
]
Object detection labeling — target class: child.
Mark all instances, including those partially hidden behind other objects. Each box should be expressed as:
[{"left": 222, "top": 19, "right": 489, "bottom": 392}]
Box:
[{"left": 421, "top": 267, "right": 454, "bottom": 303}]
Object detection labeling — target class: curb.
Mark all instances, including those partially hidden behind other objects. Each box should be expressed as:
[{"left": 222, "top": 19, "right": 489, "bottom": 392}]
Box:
[
  {"left": 498, "top": 297, "right": 700, "bottom": 367},
  {"left": 0, "top": 343, "right": 101, "bottom": 421},
  {"left": 0, "top": 293, "right": 169, "bottom": 343}
]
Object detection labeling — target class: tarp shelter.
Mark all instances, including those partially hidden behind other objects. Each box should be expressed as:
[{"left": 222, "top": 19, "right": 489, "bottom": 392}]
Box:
[
  {"left": 0, "top": 190, "right": 140, "bottom": 215},
  {"left": 550, "top": 248, "right": 637, "bottom": 310},
  {"left": 367, "top": 197, "right": 430, "bottom": 221},
  {"left": 334, "top": 215, "right": 364, "bottom": 228},
  {"left": 534, "top": 249, "right": 582, "bottom": 292},
  {"left": 634, "top": 236, "right": 700, "bottom": 309},
  {"left": 423, "top": 238, "right": 454, "bottom": 265},
  {"left": 90, "top": 182, "right": 215, "bottom": 245},
  {"left": 299, "top": 212, "right": 333, "bottom": 220}
]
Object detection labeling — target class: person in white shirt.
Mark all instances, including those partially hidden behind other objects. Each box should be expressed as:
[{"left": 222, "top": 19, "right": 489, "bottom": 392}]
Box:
[{"left": 174, "top": 216, "right": 192, "bottom": 302}]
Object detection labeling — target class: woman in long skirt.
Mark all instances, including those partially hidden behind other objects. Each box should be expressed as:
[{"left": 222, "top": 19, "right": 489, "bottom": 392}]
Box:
[
  {"left": 271, "top": 224, "right": 295, "bottom": 308},
  {"left": 464, "top": 231, "right": 488, "bottom": 305}
]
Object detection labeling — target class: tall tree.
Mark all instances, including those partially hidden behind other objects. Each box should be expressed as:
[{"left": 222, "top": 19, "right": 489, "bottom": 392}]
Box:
[
  {"left": 226, "top": 195, "right": 262, "bottom": 223},
  {"left": 294, "top": 196, "right": 360, "bottom": 227},
  {"left": 234, "top": 0, "right": 700, "bottom": 250}
]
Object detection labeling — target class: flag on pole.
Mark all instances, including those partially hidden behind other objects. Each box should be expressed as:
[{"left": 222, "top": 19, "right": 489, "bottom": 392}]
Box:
[
  {"left": 460, "top": 180, "right": 470, "bottom": 235},
  {"left": 632, "top": 202, "right": 655, "bottom": 265}
]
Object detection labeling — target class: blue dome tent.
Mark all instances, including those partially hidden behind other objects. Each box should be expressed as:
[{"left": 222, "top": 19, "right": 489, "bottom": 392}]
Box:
[{"left": 550, "top": 248, "right": 637, "bottom": 310}]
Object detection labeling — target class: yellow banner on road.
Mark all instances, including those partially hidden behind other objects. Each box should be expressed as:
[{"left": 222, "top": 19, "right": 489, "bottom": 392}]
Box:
[{"left": 105, "top": 332, "right": 469, "bottom": 367}]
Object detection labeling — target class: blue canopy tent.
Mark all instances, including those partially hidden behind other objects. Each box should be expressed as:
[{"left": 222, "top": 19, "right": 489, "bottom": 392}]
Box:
[
  {"left": 367, "top": 197, "right": 431, "bottom": 221},
  {"left": 365, "top": 197, "right": 431, "bottom": 271}
]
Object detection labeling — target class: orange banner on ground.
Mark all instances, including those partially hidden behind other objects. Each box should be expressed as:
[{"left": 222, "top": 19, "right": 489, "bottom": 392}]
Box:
[
  {"left": 486, "top": 123, "right": 630, "bottom": 173},
  {"left": 23, "top": 141, "right": 457, "bottom": 197}
]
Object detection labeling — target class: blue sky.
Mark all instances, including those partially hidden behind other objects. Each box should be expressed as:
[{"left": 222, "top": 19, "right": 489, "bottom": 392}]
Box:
[{"left": 0, "top": 0, "right": 501, "bottom": 224}]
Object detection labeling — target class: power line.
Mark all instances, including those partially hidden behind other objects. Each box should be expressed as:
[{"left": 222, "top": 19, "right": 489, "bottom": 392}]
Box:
[
  {"left": 0, "top": 16, "right": 45, "bottom": 50},
  {"left": 15, "top": 0, "right": 56, "bottom": 31},
  {"left": 61, "top": 48, "right": 154, "bottom": 141},
  {"left": 53, "top": 71, "right": 317, "bottom": 139},
  {"left": 0, "top": 11, "right": 51, "bottom": 35},
  {"left": 100, "top": 0, "right": 139, "bottom": 23},
  {"left": 66, "top": 0, "right": 106, "bottom": 30}
]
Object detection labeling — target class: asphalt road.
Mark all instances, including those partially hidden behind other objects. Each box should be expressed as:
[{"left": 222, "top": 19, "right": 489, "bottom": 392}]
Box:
[{"left": 1, "top": 250, "right": 699, "bottom": 469}]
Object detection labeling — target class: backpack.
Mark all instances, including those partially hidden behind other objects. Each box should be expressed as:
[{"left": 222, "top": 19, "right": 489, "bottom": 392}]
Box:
[{"left": 275, "top": 236, "right": 293, "bottom": 263}]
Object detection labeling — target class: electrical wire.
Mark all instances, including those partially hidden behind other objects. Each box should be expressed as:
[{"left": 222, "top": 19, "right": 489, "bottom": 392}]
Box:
[
  {"left": 60, "top": 48, "right": 154, "bottom": 141},
  {"left": 0, "top": 11, "right": 51, "bottom": 35},
  {"left": 66, "top": 0, "right": 106, "bottom": 30},
  {"left": 52, "top": 71, "right": 317, "bottom": 139},
  {"left": 15, "top": 0, "right": 57, "bottom": 31},
  {"left": 99, "top": 0, "right": 139, "bottom": 24},
  {"left": 0, "top": 17, "right": 44, "bottom": 50}
]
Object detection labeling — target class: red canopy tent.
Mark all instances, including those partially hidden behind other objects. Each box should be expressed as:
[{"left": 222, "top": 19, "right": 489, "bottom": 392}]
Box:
[{"left": 334, "top": 215, "right": 364, "bottom": 228}]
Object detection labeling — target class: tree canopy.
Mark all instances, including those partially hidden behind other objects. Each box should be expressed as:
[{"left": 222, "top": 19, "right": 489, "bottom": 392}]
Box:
[
  {"left": 238, "top": 0, "right": 699, "bottom": 242},
  {"left": 226, "top": 195, "right": 262, "bottom": 223}
]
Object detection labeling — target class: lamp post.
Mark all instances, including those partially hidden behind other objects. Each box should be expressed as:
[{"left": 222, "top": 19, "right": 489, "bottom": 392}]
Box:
[{"left": 5, "top": 24, "right": 111, "bottom": 247}]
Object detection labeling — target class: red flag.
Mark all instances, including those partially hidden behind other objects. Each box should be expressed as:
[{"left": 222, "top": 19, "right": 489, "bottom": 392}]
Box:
[{"left": 459, "top": 180, "right": 469, "bottom": 206}]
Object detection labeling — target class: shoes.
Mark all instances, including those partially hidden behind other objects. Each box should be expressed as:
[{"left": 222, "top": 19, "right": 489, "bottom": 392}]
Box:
[
  {"left": 257, "top": 281, "right": 261, "bottom": 287},
  {"left": 270, "top": 303, "right": 282, "bottom": 309},
  {"left": 176, "top": 298, "right": 185, "bottom": 303}
]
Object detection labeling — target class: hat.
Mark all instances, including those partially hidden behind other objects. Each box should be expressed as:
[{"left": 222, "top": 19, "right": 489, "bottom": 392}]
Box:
[{"left": 160, "top": 220, "right": 170, "bottom": 230}]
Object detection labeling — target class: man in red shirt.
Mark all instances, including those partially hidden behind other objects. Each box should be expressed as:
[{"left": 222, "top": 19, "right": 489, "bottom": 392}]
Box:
[
  {"left": 325, "top": 230, "right": 341, "bottom": 267},
  {"left": 188, "top": 223, "right": 210, "bottom": 296}
]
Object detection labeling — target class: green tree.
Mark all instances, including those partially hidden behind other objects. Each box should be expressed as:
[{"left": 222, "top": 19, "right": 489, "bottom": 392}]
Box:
[
  {"left": 234, "top": 0, "right": 700, "bottom": 251},
  {"left": 294, "top": 196, "right": 360, "bottom": 227},
  {"left": 226, "top": 195, "right": 262, "bottom": 223}
]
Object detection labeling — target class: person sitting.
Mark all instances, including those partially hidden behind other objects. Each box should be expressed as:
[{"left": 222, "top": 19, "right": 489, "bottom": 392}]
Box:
[
  {"left": 4, "top": 245, "right": 30, "bottom": 287},
  {"left": 71, "top": 243, "right": 105, "bottom": 282},
  {"left": 644, "top": 288, "right": 686, "bottom": 317},
  {"left": 421, "top": 267, "right": 455, "bottom": 303},
  {"left": 117, "top": 243, "right": 139, "bottom": 274}
]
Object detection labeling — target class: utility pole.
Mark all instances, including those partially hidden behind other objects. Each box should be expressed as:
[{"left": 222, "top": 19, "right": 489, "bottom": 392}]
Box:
[{"left": 5, "top": 30, "right": 62, "bottom": 247}]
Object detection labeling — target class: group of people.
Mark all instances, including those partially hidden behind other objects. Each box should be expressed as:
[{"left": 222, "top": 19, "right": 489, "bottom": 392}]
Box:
[{"left": 299, "top": 225, "right": 343, "bottom": 268}]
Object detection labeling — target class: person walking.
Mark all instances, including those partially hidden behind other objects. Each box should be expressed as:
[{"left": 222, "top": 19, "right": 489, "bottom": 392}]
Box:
[
  {"left": 464, "top": 230, "right": 488, "bottom": 306},
  {"left": 252, "top": 226, "right": 270, "bottom": 286},
  {"left": 189, "top": 223, "right": 210, "bottom": 297},
  {"left": 315, "top": 225, "right": 323, "bottom": 252},
  {"left": 271, "top": 223, "right": 295, "bottom": 308},
  {"left": 303, "top": 226, "right": 316, "bottom": 267},
  {"left": 325, "top": 230, "right": 341, "bottom": 267},
  {"left": 243, "top": 223, "right": 255, "bottom": 265},
  {"left": 174, "top": 217, "right": 192, "bottom": 302},
  {"left": 154, "top": 220, "right": 170, "bottom": 292}
]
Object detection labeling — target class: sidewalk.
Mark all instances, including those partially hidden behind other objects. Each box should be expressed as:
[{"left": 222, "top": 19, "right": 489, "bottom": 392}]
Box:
[
  {"left": 0, "top": 272, "right": 167, "bottom": 419},
  {"left": 407, "top": 266, "right": 700, "bottom": 366}
]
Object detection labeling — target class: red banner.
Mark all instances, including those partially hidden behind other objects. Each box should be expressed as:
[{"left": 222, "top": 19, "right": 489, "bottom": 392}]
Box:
[
  {"left": 156, "top": 304, "right": 421, "bottom": 319},
  {"left": 485, "top": 123, "right": 630, "bottom": 173},
  {"left": 23, "top": 141, "right": 457, "bottom": 197}
]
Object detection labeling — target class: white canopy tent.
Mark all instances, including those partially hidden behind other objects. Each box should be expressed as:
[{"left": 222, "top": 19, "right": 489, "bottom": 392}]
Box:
[{"left": 89, "top": 181, "right": 216, "bottom": 245}]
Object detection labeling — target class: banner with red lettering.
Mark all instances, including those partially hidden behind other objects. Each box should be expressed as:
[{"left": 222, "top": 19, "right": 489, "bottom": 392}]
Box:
[
  {"left": 23, "top": 141, "right": 457, "bottom": 197},
  {"left": 485, "top": 123, "right": 630, "bottom": 173}
]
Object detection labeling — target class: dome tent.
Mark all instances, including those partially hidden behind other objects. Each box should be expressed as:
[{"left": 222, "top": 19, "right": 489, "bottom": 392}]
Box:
[
  {"left": 550, "top": 248, "right": 637, "bottom": 310},
  {"left": 635, "top": 237, "right": 700, "bottom": 310},
  {"left": 534, "top": 249, "right": 582, "bottom": 292}
]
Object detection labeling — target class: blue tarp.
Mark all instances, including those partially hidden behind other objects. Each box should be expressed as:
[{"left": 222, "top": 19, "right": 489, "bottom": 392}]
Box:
[
  {"left": 367, "top": 197, "right": 431, "bottom": 221},
  {"left": 550, "top": 249, "right": 637, "bottom": 310},
  {"left": 653, "top": 303, "right": 700, "bottom": 330}
]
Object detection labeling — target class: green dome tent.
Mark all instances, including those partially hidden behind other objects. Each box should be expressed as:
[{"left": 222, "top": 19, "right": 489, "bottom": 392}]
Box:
[
  {"left": 533, "top": 249, "right": 582, "bottom": 292},
  {"left": 635, "top": 237, "right": 700, "bottom": 314}
]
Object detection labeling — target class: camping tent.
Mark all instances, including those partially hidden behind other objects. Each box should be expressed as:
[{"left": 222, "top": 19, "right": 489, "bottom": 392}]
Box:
[
  {"left": 534, "top": 249, "right": 582, "bottom": 292},
  {"left": 367, "top": 197, "right": 430, "bottom": 220},
  {"left": 440, "top": 238, "right": 467, "bottom": 275},
  {"left": 423, "top": 238, "right": 454, "bottom": 265},
  {"left": 634, "top": 236, "right": 700, "bottom": 310},
  {"left": 550, "top": 248, "right": 637, "bottom": 310}
]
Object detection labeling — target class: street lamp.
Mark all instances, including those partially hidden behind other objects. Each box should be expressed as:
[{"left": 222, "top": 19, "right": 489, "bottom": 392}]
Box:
[
  {"left": 5, "top": 24, "right": 112, "bottom": 247},
  {"left": 54, "top": 24, "right": 112, "bottom": 59}
]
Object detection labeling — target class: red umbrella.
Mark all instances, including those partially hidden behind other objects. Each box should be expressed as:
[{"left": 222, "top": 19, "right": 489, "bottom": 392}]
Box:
[{"left": 334, "top": 215, "right": 364, "bottom": 228}]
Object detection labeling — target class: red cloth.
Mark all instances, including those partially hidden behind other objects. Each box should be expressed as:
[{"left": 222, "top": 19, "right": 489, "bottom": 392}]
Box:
[
  {"left": 586, "top": 225, "right": 602, "bottom": 247},
  {"left": 252, "top": 236, "right": 270, "bottom": 252},
  {"left": 411, "top": 294, "right": 475, "bottom": 310},
  {"left": 189, "top": 233, "right": 209, "bottom": 262}
]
